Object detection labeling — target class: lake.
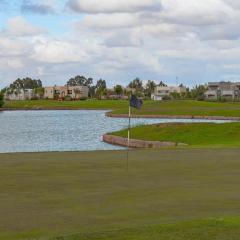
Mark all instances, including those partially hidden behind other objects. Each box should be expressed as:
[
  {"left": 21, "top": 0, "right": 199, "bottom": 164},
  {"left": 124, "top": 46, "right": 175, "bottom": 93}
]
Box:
[{"left": 0, "top": 110, "right": 229, "bottom": 153}]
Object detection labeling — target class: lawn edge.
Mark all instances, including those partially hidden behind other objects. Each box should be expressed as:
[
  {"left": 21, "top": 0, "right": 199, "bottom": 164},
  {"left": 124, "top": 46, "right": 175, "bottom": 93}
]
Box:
[
  {"left": 106, "top": 112, "right": 240, "bottom": 120},
  {"left": 102, "top": 134, "right": 187, "bottom": 148}
]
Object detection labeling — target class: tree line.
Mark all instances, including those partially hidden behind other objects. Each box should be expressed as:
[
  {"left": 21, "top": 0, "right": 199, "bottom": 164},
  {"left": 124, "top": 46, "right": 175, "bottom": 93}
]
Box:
[
  {"left": 0, "top": 92, "right": 3, "bottom": 107},
  {"left": 1, "top": 76, "right": 208, "bottom": 102}
]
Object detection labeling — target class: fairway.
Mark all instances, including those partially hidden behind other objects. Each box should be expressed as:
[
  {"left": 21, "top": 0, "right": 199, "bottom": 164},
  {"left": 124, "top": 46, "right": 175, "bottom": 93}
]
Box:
[
  {"left": 111, "top": 122, "right": 240, "bottom": 147},
  {"left": 0, "top": 149, "right": 240, "bottom": 239},
  {"left": 4, "top": 100, "right": 240, "bottom": 118}
]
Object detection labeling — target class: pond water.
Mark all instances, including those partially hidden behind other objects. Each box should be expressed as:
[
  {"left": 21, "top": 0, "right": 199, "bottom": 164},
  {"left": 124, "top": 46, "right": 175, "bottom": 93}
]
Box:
[{"left": 0, "top": 110, "right": 229, "bottom": 153}]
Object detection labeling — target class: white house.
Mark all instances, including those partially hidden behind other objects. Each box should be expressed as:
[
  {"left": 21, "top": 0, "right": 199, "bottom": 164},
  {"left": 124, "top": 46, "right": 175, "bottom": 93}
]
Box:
[
  {"left": 44, "top": 86, "right": 89, "bottom": 100},
  {"left": 151, "top": 85, "right": 187, "bottom": 101},
  {"left": 4, "top": 89, "right": 35, "bottom": 100},
  {"left": 205, "top": 82, "right": 240, "bottom": 101}
]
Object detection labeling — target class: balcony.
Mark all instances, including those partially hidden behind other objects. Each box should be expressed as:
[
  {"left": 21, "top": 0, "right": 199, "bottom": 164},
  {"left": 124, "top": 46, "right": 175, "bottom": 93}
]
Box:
[
  {"left": 205, "top": 90, "right": 217, "bottom": 96},
  {"left": 222, "top": 90, "right": 234, "bottom": 96}
]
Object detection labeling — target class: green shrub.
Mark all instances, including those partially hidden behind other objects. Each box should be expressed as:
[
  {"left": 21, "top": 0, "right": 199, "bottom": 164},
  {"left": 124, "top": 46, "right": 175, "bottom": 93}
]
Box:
[
  {"left": 162, "top": 95, "right": 171, "bottom": 100},
  {"left": 64, "top": 95, "right": 72, "bottom": 101},
  {"left": 0, "top": 92, "right": 4, "bottom": 107},
  {"left": 196, "top": 94, "right": 205, "bottom": 101}
]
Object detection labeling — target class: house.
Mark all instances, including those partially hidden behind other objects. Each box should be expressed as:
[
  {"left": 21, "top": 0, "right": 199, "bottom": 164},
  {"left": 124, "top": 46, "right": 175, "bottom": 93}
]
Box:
[
  {"left": 67, "top": 86, "right": 89, "bottom": 99},
  {"left": 44, "top": 86, "right": 66, "bottom": 99},
  {"left": 205, "top": 82, "right": 240, "bottom": 101},
  {"left": 44, "top": 86, "right": 89, "bottom": 100},
  {"left": 4, "top": 89, "right": 36, "bottom": 100},
  {"left": 151, "top": 85, "right": 187, "bottom": 101}
]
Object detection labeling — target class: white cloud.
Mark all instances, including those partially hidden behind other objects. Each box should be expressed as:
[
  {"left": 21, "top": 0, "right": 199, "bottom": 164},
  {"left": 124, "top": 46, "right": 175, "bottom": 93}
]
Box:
[
  {"left": 160, "top": 0, "right": 235, "bottom": 26},
  {"left": 66, "top": 0, "right": 161, "bottom": 13},
  {"left": 223, "top": 0, "right": 240, "bottom": 9},
  {"left": 81, "top": 13, "right": 139, "bottom": 29},
  {"left": 31, "top": 38, "right": 90, "bottom": 63},
  {"left": 223, "top": 64, "right": 240, "bottom": 70},
  {"left": 5, "top": 16, "right": 46, "bottom": 36},
  {"left": 2, "top": 0, "right": 240, "bottom": 88},
  {"left": 0, "top": 36, "right": 28, "bottom": 56}
]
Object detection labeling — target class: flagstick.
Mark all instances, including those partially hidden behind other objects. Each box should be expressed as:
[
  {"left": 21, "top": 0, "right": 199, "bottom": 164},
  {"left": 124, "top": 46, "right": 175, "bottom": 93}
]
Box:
[{"left": 127, "top": 105, "right": 131, "bottom": 171}]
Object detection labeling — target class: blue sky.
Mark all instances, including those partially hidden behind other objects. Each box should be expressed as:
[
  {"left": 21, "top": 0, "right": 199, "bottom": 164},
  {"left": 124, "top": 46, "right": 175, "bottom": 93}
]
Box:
[{"left": 1, "top": 0, "right": 240, "bottom": 88}]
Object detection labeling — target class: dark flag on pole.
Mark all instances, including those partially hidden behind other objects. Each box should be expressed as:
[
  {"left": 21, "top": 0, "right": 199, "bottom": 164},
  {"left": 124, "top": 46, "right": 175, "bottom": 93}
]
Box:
[
  {"left": 126, "top": 95, "right": 143, "bottom": 170},
  {"left": 130, "top": 95, "right": 143, "bottom": 109}
]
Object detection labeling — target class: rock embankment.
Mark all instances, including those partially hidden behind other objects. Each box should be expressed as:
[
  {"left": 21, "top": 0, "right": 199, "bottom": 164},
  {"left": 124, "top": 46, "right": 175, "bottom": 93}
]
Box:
[
  {"left": 103, "top": 134, "right": 187, "bottom": 148},
  {"left": 105, "top": 112, "right": 240, "bottom": 121}
]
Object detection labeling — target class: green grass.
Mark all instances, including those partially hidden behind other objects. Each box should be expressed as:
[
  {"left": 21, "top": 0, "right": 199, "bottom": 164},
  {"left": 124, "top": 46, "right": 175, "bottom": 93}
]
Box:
[
  {"left": 3, "top": 99, "right": 128, "bottom": 110},
  {"left": 112, "top": 122, "right": 240, "bottom": 147},
  {"left": 1, "top": 149, "right": 240, "bottom": 239},
  {"left": 4, "top": 99, "right": 240, "bottom": 117},
  {"left": 52, "top": 217, "right": 240, "bottom": 240}
]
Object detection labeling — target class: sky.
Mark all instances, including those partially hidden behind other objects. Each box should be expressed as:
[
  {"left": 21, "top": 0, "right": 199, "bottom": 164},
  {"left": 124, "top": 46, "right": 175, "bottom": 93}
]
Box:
[{"left": 1, "top": 0, "right": 240, "bottom": 88}]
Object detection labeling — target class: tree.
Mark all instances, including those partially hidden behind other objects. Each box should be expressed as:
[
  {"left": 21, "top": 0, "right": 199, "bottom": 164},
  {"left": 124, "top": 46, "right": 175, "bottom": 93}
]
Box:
[
  {"left": 89, "top": 86, "right": 96, "bottom": 99},
  {"left": 145, "top": 80, "right": 156, "bottom": 97},
  {"left": 128, "top": 77, "right": 144, "bottom": 97},
  {"left": 95, "top": 79, "right": 107, "bottom": 99},
  {"left": 128, "top": 77, "right": 143, "bottom": 91},
  {"left": 170, "top": 92, "right": 181, "bottom": 99},
  {"left": 158, "top": 81, "right": 167, "bottom": 87},
  {"left": 181, "top": 87, "right": 191, "bottom": 99},
  {"left": 9, "top": 78, "right": 42, "bottom": 90},
  {"left": 191, "top": 85, "right": 207, "bottom": 101},
  {"left": 114, "top": 85, "right": 123, "bottom": 96},
  {"left": 67, "top": 75, "right": 93, "bottom": 88},
  {"left": 0, "top": 92, "right": 4, "bottom": 107},
  {"left": 34, "top": 87, "right": 45, "bottom": 99}
]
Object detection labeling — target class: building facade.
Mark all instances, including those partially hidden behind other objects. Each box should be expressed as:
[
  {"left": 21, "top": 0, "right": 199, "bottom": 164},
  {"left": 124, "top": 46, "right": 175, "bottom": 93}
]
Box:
[
  {"left": 151, "top": 86, "right": 187, "bottom": 101},
  {"left": 205, "top": 82, "right": 240, "bottom": 101},
  {"left": 4, "top": 89, "right": 36, "bottom": 100},
  {"left": 44, "top": 86, "right": 89, "bottom": 100}
]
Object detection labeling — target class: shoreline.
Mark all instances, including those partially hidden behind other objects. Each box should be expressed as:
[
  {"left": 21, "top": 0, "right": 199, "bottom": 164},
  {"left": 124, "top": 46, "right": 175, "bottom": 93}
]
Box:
[
  {"left": 102, "top": 134, "right": 187, "bottom": 148},
  {"left": 105, "top": 112, "right": 240, "bottom": 121},
  {"left": 1, "top": 108, "right": 240, "bottom": 121},
  {"left": 1, "top": 107, "right": 111, "bottom": 111}
]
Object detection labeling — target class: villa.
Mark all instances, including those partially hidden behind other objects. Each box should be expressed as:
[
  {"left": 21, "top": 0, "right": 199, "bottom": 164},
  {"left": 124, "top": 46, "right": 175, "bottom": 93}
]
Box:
[
  {"left": 205, "top": 82, "right": 240, "bottom": 101},
  {"left": 44, "top": 85, "right": 89, "bottom": 100},
  {"left": 151, "top": 85, "right": 187, "bottom": 101},
  {"left": 4, "top": 89, "right": 36, "bottom": 100}
]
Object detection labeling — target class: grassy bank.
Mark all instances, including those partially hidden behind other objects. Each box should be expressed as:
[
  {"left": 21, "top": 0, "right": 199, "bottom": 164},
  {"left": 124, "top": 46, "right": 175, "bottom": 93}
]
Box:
[
  {"left": 3, "top": 99, "right": 128, "bottom": 110},
  {"left": 111, "top": 122, "right": 240, "bottom": 147},
  {"left": 1, "top": 149, "right": 240, "bottom": 239},
  {"left": 4, "top": 99, "right": 240, "bottom": 117}
]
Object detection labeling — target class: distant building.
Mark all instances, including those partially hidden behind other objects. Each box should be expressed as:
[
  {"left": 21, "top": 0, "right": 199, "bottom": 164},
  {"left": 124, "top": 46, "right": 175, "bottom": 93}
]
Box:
[
  {"left": 44, "top": 86, "right": 89, "bottom": 100},
  {"left": 4, "top": 89, "right": 36, "bottom": 100},
  {"left": 205, "top": 82, "right": 240, "bottom": 101},
  {"left": 151, "top": 85, "right": 187, "bottom": 101}
]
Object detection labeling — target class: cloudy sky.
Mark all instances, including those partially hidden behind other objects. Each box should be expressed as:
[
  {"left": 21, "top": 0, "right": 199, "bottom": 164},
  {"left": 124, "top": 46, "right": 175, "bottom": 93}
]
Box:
[{"left": 1, "top": 0, "right": 240, "bottom": 88}]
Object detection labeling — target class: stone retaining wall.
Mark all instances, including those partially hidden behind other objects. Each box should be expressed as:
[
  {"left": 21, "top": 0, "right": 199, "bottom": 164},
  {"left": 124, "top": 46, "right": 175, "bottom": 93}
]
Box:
[
  {"left": 103, "top": 134, "right": 187, "bottom": 148},
  {"left": 105, "top": 112, "right": 240, "bottom": 121}
]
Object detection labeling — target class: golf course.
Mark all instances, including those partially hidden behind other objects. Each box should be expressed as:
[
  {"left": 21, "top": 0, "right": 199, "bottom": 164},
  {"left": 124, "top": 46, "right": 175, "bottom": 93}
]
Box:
[
  {"left": 2, "top": 0, "right": 240, "bottom": 238},
  {"left": 1, "top": 100, "right": 240, "bottom": 239},
  {"left": 4, "top": 99, "right": 240, "bottom": 117},
  {"left": 1, "top": 149, "right": 240, "bottom": 240},
  {"left": 111, "top": 122, "right": 240, "bottom": 148}
]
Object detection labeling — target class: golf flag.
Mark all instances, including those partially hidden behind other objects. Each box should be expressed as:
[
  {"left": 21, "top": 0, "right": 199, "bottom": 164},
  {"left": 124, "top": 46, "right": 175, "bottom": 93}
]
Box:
[{"left": 130, "top": 95, "right": 143, "bottom": 109}]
